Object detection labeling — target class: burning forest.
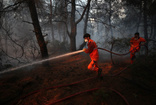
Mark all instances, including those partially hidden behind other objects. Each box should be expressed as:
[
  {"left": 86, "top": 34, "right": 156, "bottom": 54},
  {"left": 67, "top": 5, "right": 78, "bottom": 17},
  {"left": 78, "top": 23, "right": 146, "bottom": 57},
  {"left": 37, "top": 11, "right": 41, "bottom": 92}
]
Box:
[{"left": 0, "top": 0, "right": 156, "bottom": 105}]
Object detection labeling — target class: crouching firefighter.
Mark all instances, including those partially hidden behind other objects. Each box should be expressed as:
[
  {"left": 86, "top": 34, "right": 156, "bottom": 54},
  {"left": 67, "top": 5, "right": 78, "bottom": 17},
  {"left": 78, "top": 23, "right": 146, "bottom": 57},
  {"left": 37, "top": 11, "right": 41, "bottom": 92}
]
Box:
[
  {"left": 83, "top": 33, "right": 102, "bottom": 77},
  {"left": 130, "top": 32, "right": 146, "bottom": 64}
]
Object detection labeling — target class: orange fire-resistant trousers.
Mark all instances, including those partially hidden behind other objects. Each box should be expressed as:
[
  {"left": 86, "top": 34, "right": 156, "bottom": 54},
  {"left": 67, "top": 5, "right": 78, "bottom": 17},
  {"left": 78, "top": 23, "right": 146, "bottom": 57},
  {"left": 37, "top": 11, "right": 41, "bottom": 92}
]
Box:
[
  {"left": 130, "top": 46, "right": 140, "bottom": 64},
  {"left": 84, "top": 39, "right": 99, "bottom": 71},
  {"left": 88, "top": 60, "right": 99, "bottom": 72}
]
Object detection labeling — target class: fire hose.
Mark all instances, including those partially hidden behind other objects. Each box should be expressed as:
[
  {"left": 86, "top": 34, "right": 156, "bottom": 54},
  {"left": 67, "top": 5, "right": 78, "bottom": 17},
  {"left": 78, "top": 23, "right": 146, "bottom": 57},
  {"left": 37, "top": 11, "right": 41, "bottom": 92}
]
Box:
[
  {"left": 98, "top": 44, "right": 148, "bottom": 56},
  {"left": 12, "top": 55, "right": 131, "bottom": 105},
  {"left": 12, "top": 76, "right": 96, "bottom": 105},
  {"left": 13, "top": 76, "right": 129, "bottom": 105},
  {"left": 97, "top": 45, "right": 148, "bottom": 76},
  {"left": 46, "top": 87, "right": 130, "bottom": 105},
  {"left": 12, "top": 45, "right": 148, "bottom": 105}
]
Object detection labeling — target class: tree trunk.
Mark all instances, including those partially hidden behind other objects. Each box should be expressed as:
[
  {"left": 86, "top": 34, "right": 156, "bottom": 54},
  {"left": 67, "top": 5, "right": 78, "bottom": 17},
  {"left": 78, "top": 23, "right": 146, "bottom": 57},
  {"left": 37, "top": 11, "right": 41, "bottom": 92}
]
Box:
[
  {"left": 0, "top": 1, "right": 2, "bottom": 17},
  {"left": 143, "top": 0, "right": 148, "bottom": 46},
  {"left": 109, "top": 0, "right": 113, "bottom": 39},
  {"left": 136, "top": 4, "right": 142, "bottom": 32},
  {"left": 69, "top": 34, "right": 76, "bottom": 51},
  {"left": 50, "top": 0, "right": 54, "bottom": 42},
  {"left": 83, "top": 1, "right": 90, "bottom": 34},
  {"left": 109, "top": 0, "right": 114, "bottom": 64},
  {"left": 69, "top": 0, "right": 91, "bottom": 51},
  {"left": 154, "top": 15, "right": 156, "bottom": 39},
  {"left": 70, "top": 0, "right": 77, "bottom": 51},
  {"left": 27, "top": 0, "right": 49, "bottom": 59},
  {"left": 0, "top": 1, "right": 3, "bottom": 29},
  {"left": 110, "top": 40, "right": 115, "bottom": 65},
  {"left": 153, "top": 15, "right": 156, "bottom": 47},
  {"left": 78, "top": 0, "right": 90, "bottom": 50}
]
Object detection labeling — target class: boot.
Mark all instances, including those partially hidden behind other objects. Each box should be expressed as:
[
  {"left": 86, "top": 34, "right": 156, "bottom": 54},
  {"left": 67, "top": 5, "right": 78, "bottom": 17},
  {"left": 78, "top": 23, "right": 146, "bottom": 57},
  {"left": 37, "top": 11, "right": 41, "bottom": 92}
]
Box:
[
  {"left": 98, "top": 68, "right": 102, "bottom": 77},
  {"left": 131, "top": 55, "right": 136, "bottom": 60}
]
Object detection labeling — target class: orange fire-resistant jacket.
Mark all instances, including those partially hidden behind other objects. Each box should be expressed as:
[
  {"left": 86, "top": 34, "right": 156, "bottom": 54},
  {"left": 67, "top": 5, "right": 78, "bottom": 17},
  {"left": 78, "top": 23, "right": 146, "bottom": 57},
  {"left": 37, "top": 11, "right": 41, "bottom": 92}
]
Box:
[
  {"left": 84, "top": 39, "right": 99, "bottom": 61},
  {"left": 130, "top": 37, "right": 146, "bottom": 52}
]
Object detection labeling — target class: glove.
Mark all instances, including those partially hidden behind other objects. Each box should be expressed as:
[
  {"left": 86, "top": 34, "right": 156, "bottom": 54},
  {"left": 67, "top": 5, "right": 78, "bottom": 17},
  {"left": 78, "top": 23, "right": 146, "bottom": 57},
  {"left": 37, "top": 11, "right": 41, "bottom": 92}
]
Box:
[
  {"left": 83, "top": 48, "right": 87, "bottom": 52},
  {"left": 131, "top": 44, "right": 134, "bottom": 47},
  {"left": 141, "top": 42, "right": 145, "bottom": 45}
]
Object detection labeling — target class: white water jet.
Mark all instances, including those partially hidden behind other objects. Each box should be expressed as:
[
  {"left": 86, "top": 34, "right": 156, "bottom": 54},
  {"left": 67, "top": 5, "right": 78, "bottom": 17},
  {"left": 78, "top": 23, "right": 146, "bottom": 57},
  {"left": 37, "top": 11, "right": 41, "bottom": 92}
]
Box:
[{"left": 0, "top": 50, "right": 84, "bottom": 75}]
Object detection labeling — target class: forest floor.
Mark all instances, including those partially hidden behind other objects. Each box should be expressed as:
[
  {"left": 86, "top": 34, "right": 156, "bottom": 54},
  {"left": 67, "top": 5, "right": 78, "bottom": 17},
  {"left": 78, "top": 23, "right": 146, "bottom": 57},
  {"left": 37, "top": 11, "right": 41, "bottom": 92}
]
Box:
[{"left": 0, "top": 52, "right": 156, "bottom": 105}]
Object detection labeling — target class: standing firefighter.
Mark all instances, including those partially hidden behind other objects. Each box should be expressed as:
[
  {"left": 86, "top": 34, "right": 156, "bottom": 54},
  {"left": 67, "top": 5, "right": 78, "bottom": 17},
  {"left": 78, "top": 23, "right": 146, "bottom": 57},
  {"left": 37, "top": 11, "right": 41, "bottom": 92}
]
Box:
[
  {"left": 83, "top": 33, "right": 102, "bottom": 77},
  {"left": 130, "top": 32, "right": 146, "bottom": 64}
]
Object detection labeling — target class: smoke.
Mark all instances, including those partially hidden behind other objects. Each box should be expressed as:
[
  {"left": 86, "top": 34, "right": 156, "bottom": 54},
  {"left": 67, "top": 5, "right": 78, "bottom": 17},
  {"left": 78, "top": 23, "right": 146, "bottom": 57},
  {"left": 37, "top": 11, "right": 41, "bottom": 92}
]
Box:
[{"left": 0, "top": 50, "right": 84, "bottom": 75}]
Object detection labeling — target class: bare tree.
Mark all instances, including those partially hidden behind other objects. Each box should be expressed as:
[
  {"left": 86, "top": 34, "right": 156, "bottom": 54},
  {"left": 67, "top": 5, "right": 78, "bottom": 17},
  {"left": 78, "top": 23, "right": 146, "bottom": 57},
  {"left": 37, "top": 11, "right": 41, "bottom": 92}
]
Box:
[
  {"left": 1, "top": 0, "right": 49, "bottom": 59},
  {"left": 143, "top": 0, "right": 148, "bottom": 46},
  {"left": 108, "top": 0, "right": 113, "bottom": 39},
  {"left": 78, "top": 0, "right": 91, "bottom": 50},
  {"left": 27, "top": 0, "right": 49, "bottom": 59},
  {"left": 68, "top": 0, "right": 91, "bottom": 51},
  {"left": 0, "top": 1, "right": 2, "bottom": 25},
  {"left": 49, "top": 0, "right": 55, "bottom": 42}
]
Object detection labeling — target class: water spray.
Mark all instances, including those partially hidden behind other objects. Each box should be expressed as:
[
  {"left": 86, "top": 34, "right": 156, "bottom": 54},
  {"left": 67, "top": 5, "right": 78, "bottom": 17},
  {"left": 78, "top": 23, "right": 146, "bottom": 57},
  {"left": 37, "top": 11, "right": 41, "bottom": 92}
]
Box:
[
  {"left": 0, "top": 50, "right": 84, "bottom": 75},
  {"left": 1, "top": 45, "right": 148, "bottom": 75}
]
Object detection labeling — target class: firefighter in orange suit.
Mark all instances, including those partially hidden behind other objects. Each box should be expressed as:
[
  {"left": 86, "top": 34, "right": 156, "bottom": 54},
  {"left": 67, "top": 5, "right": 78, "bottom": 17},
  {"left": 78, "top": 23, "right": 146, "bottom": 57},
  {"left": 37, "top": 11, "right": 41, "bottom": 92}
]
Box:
[
  {"left": 130, "top": 32, "right": 146, "bottom": 64},
  {"left": 83, "top": 33, "right": 102, "bottom": 77}
]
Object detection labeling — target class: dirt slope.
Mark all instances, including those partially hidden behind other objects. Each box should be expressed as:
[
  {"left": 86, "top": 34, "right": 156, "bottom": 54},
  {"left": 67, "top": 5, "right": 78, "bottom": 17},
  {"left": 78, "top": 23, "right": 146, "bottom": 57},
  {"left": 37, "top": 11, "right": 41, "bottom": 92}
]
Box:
[{"left": 0, "top": 53, "right": 156, "bottom": 105}]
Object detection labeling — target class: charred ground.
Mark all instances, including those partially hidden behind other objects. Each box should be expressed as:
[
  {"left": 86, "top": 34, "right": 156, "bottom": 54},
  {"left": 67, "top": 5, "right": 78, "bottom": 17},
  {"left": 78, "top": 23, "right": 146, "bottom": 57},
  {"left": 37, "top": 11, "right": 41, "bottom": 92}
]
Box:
[{"left": 0, "top": 53, "right": 156, "bottom": 105}]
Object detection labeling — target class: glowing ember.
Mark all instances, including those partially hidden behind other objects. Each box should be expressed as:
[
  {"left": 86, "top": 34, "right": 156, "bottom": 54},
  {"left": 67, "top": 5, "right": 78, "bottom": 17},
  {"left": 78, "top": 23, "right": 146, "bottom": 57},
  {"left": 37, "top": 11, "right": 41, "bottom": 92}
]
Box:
[{"left": 0, "top": 50, "right": 84, "bottom": 75}]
